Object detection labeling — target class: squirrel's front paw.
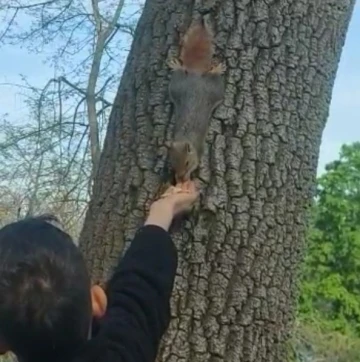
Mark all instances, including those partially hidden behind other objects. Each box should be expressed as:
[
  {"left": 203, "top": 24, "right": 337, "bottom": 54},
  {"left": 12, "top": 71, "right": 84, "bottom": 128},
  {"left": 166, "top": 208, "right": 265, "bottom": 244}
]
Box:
[
  {"left": 168, "top": 58, "right": 183, "bottom": 71},
  {"left": 209, "top": 62, "right": 226, "bottom": 75}
]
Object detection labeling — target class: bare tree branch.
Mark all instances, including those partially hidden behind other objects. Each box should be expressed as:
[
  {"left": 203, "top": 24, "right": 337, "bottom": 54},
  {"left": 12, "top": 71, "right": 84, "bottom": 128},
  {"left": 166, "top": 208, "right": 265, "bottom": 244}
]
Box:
[
  {"left": 86, "top": 0, "right": 126, "bottom": 180},
  {"left": 91, "top": 0, "right": 101, "bottom": 33},
  {"left": 0, "top": 8, "right": 18, "bottom": 42},
  {"left": 59, "top": 76, "right": 111, "bottom": 106}
]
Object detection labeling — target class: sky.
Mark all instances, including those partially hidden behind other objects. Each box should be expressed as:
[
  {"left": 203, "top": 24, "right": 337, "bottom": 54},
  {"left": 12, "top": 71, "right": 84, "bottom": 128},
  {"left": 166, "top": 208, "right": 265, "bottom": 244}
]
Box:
[{"left": 0, "top": 3, "right": 359, "bottom": 176}]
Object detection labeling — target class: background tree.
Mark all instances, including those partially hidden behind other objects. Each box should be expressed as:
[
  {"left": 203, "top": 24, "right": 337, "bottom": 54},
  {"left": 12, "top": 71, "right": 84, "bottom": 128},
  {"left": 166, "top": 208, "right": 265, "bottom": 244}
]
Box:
[
  {"left": 0, "top": 84, "right": 93, "bottom": 234},
  {"left": 0, "top": 0, "right": 142, "bottom": 232},
  {"left": 300, "top": 142, "right": 360, "bottom": 336},
  {"left": 0, "top": 0, "right": 141, "bottom": 180},
  {"left": 79, "top": 0, "right": 356, "bottom": 360}
]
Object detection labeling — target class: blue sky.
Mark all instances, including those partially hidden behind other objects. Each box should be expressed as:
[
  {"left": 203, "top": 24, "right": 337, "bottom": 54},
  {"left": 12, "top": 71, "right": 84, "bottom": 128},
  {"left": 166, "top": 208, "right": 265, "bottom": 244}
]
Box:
[
  {"left": 318, "top": 2, "right": 360, "bottom": 174},
  {"left": 0, "top": 3, "right": 359, "bottom": 175}
]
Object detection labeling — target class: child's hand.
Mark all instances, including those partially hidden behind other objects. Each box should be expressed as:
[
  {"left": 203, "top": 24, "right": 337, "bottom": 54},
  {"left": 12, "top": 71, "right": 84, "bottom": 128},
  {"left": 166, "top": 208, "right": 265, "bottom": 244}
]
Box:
[
  {"left": 159, "top": 181, "right": 199, "bottom": 215},
  {"left": 145, "top": 181, "right": 199, "bottom": 231}
]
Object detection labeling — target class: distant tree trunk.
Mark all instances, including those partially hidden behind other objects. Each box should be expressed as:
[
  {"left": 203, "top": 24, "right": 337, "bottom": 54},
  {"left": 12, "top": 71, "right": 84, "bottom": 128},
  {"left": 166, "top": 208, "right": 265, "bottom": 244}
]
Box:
[{"left": 79, "top": 0, "right": 356, "bottom": 361}]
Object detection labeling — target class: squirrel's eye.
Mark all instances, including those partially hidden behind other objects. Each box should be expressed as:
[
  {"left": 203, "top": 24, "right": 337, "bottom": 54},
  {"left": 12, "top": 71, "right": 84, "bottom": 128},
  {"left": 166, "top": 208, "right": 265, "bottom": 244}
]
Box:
[{"left": 185, "top": 160, "right": 189, "bottom": 167}]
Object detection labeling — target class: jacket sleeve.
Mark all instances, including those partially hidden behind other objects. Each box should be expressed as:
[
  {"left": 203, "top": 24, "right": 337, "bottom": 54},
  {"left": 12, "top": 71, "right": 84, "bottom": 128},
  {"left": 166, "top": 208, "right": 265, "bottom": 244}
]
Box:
[{"left": 99, "top": 224, "right": 178, "bottom": 362}]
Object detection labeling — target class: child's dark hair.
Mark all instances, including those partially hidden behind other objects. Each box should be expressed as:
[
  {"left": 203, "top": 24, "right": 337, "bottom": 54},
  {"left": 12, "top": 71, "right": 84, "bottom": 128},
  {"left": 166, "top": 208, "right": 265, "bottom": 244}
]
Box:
[{"left": 0, "top": 215, "right": 91, "bottom": 361}]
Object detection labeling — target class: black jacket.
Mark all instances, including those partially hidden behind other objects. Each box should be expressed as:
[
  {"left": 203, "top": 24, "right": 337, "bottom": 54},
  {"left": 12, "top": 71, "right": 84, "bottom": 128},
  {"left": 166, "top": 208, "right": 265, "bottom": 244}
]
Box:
[{"left": 70, "top": 225, "right": 178, "bottom": 362}]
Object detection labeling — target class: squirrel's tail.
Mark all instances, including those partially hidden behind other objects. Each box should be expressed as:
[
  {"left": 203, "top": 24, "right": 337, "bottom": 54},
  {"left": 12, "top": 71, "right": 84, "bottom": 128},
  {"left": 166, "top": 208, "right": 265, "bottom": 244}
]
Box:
[{"left": 180, "top": 21, "right": 214, "bottom": 73}]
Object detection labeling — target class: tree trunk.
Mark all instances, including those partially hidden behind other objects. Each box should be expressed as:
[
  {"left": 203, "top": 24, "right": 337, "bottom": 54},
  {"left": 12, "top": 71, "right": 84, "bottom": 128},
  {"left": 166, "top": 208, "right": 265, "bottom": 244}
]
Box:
[{"left": 79, "top": 0, "right": 355, "bottom": 361}]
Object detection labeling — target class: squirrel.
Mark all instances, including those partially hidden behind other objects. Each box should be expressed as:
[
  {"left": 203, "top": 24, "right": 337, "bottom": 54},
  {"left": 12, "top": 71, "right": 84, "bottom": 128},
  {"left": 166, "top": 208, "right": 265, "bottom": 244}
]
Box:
[{"left": 166, "top": 19, "right": 226, "bottom": 188}]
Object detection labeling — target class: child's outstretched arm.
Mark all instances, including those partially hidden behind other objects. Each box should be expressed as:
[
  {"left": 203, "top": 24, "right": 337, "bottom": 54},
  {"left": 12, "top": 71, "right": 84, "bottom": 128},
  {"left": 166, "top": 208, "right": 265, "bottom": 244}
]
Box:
[{"left": 96, "top": 182, "right": 198, "bottom": 362}]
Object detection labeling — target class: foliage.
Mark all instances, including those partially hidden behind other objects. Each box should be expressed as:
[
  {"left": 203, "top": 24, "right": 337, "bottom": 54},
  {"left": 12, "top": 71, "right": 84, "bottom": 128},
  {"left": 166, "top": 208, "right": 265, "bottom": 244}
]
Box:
[
  {"left": 299, "top": 142, "right": 360, "bottom": 336},
  {"left": 0, "top": 353, "right": 16, "bottom": 362},
  {"left": 290, "top": 319, "right": 360, "bottom": 362}
]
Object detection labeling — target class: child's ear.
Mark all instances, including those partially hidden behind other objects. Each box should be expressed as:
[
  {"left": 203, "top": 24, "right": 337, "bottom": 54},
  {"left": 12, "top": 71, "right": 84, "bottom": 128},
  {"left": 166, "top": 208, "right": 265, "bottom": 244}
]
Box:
[{"left": 91, "top": 285, "right": 107, "bottom": 319}]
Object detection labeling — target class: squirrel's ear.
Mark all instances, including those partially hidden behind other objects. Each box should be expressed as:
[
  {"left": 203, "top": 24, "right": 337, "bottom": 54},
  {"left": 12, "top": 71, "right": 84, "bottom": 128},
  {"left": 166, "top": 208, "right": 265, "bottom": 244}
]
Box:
[{"left": 164, "top": 141, "right": 172, "bottom": 149}]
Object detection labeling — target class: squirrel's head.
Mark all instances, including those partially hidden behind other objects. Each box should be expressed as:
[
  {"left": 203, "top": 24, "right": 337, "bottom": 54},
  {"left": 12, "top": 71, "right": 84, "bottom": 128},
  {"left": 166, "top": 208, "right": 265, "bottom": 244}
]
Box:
[{"left": 166, "top": 140, "right": 199, "bottom": 182}]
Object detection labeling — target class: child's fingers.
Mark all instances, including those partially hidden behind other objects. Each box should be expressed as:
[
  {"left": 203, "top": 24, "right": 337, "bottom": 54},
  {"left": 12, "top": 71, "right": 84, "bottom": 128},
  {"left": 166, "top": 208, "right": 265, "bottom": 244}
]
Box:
[
  {"left": 185, "top": 181, "right": 197, "bottom": 194},
  {"left": 158, "top": 181, "right": 198, "bottom": 216},
  {"left": 174, "top": 180, "right": 197, "bottom": 194},
  {"left": 162, "top": 181, "right": 196, "bottom": 199},
  {"left": 171, "top": 190, "right": 199, "bottom": 214},
  {"left": 171, "top": 184, "right": 198, "bottom": 201},
  {"left": 160, "top": 185, "right": 182, "bottom": 199}
]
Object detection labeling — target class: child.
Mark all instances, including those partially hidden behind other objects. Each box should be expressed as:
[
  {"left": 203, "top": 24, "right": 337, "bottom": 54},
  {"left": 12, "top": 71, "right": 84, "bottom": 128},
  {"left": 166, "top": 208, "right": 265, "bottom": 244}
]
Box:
[{"left": 0, "top": 182, "right": 199, "bottom": 362}]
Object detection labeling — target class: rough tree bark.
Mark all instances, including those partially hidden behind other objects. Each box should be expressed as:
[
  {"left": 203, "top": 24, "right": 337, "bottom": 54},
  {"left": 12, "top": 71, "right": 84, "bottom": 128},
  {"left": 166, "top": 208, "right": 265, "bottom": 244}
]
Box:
[{"left": 79, "top": 0, "right": 356, "bottom": 361}]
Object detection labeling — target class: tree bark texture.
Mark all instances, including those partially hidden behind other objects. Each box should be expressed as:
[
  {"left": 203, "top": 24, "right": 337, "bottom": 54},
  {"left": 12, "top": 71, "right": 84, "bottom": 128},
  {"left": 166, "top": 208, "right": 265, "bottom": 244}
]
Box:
[{"left": 79, "top": 0, "right": 355, "bottom": 361}]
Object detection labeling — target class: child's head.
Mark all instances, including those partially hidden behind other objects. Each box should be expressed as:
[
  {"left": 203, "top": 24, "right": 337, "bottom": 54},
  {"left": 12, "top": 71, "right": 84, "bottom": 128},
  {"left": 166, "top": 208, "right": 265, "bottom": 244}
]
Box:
[{"left": 0, "top": 216, "right": 106, "bottom": 361}]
